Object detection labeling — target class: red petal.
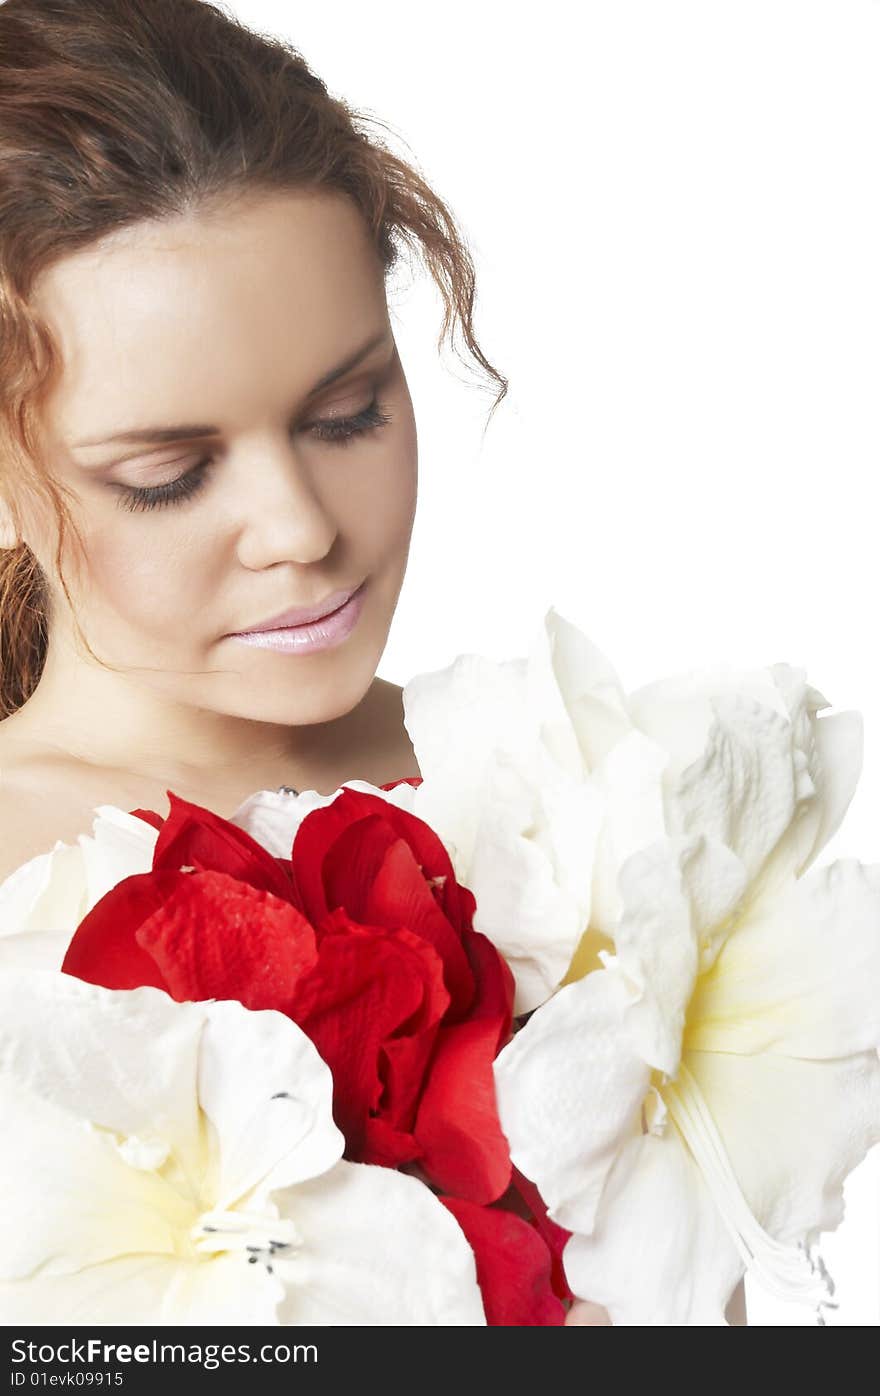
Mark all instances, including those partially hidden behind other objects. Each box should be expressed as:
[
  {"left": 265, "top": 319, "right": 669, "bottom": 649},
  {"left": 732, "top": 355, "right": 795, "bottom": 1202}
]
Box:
[
  {"left": 290, "top": 791, "right": 387, "bottom": 920},
  {"left": 288, "top": 919, "right": 445, "bottom": 1159},
  {"left": 292, "top": 788, "right": 460, "bottom": 923},
  {"left": 415, "top": 1016, "right": 513, "bottom": 1204},
  {"left": 362, "top": 1115, "right": 421, "bottom": 1169},
  {"left": 62, "top": 869, "right": 184, "bottom": 989},
  {"left": 367, "top": 837, "right": 475, "bottom": 1012},
  {"left": 509, "top": 1167, "right": 574, "bottom": 1303},
  {"left": 151, "top": 790, "right": 296, "bottom": 901},
  {"left": 317, "top": 813, "right": 396, "bottom": 921},
  {"left": 378, "top": 1021, "right": 443, "bottom": 1132},
  {"left": 368, "top": 798, "right": 480, "bottom": 938},
  {"left": 127, "top": 808, "right": 165, "bottom": 832},
  {"left": 461, "top": 927, "right": 516, "bottom": 1030},
  {"left": 414, "top": 931, "right": 514, "bottom": 1203},
  {"left": 134, "top": 870, "right": 318, "bottom": 1009},
  {"left": 439, "top": 1196, "right": 566, "bottom": 1326},
  {"left": 294, "top": 796, "right": 476, "bottom": 1011}
]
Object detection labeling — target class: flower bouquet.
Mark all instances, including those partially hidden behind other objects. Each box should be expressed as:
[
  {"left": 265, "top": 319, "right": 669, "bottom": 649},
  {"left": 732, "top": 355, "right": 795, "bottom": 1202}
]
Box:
[{"left": 1, "top": 608, "right": 878, "bottom": 1326}]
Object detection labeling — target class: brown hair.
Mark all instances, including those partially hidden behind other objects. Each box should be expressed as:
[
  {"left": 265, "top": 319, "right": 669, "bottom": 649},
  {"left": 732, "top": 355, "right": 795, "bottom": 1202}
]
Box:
[{"left": 0, "top": 0, "right": 507, "bottom": 720}]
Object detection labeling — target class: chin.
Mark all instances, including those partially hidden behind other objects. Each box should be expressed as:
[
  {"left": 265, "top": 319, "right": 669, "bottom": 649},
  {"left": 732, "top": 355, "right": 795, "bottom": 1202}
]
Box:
[{"left": 222, "top": 640, "right": 384, "bottom": 728}]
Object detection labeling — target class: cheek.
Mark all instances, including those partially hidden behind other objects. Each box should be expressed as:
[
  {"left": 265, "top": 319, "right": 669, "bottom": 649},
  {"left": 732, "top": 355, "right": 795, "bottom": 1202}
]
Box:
[
  {"left": 80, "top": 519, "right": 215, "bottom": 635},
  {"left": 333, "top": 419, "right": 418, "bottom": 555}
]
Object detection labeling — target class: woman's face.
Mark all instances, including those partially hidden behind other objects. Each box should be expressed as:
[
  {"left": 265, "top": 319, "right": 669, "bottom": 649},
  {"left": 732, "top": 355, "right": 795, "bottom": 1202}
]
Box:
[{"left": 22, "top": 189, "right": 418, "bottom": 729}]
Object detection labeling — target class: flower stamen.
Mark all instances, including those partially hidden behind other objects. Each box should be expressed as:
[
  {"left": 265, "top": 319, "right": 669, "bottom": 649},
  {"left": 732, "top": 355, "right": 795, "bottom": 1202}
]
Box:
[
  {"left": 664, "top": 1061, "right": 838, "bottom": 1322},
  {"left": 191, "top": 1207, "right": 300, "bottom": 1275}
]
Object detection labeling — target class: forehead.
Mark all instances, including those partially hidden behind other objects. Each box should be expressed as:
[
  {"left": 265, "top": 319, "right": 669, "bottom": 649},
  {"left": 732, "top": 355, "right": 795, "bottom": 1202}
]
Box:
[{"left": 31, "top": 190, "right": 387, "bottom": 442}]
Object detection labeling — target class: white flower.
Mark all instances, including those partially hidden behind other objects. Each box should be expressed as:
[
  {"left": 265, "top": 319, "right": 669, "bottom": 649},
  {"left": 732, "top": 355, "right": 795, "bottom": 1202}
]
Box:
[
  {"left": 399, "top": 607, "right": 863, "bottom": 1013},
  {"left": 493, "top": 734, "right": 880, "bottom": 1323},
  {"left": 0, "top": 970, "right": 486, "bottom": 1325},
  {"left": 0, "top": 805, "right": 157, "bottom": 971}
]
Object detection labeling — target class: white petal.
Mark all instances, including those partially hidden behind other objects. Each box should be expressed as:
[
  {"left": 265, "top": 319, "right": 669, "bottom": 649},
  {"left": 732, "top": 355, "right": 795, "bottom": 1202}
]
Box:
[
  {"left": 0, "top": 972, "right": 206, "bottom": 1177},
  {"left": 682, "top": 838, "right": 750, "bottom": 975},
  {"left": 274, "top": 1160, "right": 486, "bottom": 1325},
  {"left": 0, "top": 1253, "right": 280, "bottom": 1325},
  {"left": 0, "top": 806, "right": 156, "bottom": 964},
  {"left": 493, "top": 968, "right": 650, "bottom": 1233},
  {"left": 0, "top": 841, "right": 67, "bottom": 925},
  {"left": 228, "top": 784, "right": 357, "bottom": 857},
  {"left": 0, "top": 932, "right": 71, "bottom": 972},
  {"left": 0, "top": 840, "right": 87, "bottom": 945},
  {"left": 611, "top": 838, "right": 708, "bottom": 1076},
  {"left": 588, "top": 730, "right": 670, "bottom": 939},
  {"left": 767, "top": 666, "right": 863, "bottom": 872},
  {"left": 80, "top": 805, "right": 157, "bottom": 906},
  {"left": 466, "top": 757, "right": 602, "bottom": 1013},
  {"left": 226, "top": 786, "right": 319, "bottom": 856},
  {"left": 227, "top": 780, "right": 406, "bottom": 858},
  {"left": 402, "top": 649, "right": 537, "bottom": 870},
  {"left": 537, "top": 607, "right": 632, "bottom": 769},
  {"left": 627, "top": 661, "right": 795, "bottom": 774},
  {"left": 685, "top": 1046, "right": 880, "bottom": 1243},
  {"left": 687, "top": 860, "right": 880, "bottom": 1058},
  {"left": 563, "top": 1128, "right": 743, "bottom": 1325},
  {"left": 628, "top": 662, "right": 861, "bottom": 891},
  {"left": 0, "top": 1075, "right": 191, "bottom": 1278},
  {"left": 196, "top": 999, "right": 342, "bottom": 1210},
  {"left": 673, "top": 690, "right": 814, "bottom": 884}
]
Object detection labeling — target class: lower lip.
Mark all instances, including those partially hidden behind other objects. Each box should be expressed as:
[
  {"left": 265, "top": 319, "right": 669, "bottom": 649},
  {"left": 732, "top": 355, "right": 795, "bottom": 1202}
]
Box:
[{"left": 227, "top": 583, "right": 367, "bottom": 654}]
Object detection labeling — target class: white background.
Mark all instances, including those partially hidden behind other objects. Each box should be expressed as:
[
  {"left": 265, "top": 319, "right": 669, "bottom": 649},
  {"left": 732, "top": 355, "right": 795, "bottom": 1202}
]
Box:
[{"left": 230, "top": 0, "right": 880, "bottom": 1325}]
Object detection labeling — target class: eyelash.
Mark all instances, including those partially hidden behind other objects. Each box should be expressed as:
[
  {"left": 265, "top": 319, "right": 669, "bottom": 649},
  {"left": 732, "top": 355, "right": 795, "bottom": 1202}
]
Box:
[{"left": 113, "top": 397, "right": 394, "bottom": 514}]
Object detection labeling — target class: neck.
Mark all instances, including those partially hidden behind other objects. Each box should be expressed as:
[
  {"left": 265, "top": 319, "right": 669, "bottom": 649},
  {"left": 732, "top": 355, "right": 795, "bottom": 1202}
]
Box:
[{"left": 2, "top": 627, "right": 384, "bottom": 799}]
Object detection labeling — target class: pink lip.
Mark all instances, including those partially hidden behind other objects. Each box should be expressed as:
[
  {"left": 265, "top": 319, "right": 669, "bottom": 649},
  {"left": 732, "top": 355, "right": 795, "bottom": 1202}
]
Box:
[
  {"left": 231, "top": 582, "right": 364, "bottom": 634},
  {"left": 227, "top": 581, "right": 367, "bottom": 654}
]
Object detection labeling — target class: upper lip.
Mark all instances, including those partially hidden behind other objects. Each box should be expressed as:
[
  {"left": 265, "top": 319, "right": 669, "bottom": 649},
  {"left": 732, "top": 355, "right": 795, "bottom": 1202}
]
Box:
[{"left": 230, "top": 582, "right": 364, "bottom": 634}]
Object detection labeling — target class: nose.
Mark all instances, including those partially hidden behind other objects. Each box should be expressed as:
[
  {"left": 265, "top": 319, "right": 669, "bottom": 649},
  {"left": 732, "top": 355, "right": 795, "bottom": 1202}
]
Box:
[{"left": 230, "top": 436, "right": 339, "bottom": 569}]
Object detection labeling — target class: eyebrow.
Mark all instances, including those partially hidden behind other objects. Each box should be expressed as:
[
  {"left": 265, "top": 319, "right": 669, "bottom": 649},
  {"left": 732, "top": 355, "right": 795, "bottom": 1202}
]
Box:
[{"left": 70, "top": 328, "right": 393, "bottom": 449}]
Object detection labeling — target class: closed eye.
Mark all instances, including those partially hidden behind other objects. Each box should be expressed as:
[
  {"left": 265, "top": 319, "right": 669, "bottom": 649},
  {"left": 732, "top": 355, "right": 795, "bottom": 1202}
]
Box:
[{"left": 113, "top": 397, "right": 394, "bottom": 514}]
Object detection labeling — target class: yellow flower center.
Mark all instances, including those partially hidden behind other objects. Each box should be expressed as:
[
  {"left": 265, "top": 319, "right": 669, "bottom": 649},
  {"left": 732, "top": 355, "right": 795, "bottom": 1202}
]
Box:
[{"left": 110, "top": 1119, "right": 302, "bottom": 1277}]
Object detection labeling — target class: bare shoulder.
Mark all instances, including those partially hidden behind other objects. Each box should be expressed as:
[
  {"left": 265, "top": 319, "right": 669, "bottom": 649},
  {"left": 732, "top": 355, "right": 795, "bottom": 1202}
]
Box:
[
  {"left": 0, "top": 767, "right": 63, "bottom": 886},
  {"left": 0, "top": 728, "right": 108, "bottom": 884}
]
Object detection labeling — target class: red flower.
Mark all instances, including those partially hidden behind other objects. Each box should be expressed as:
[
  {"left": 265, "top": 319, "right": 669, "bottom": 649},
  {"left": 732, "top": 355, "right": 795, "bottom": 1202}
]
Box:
[{"left": 63, "top": 783, "right": 515, "bottom": 1205}]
